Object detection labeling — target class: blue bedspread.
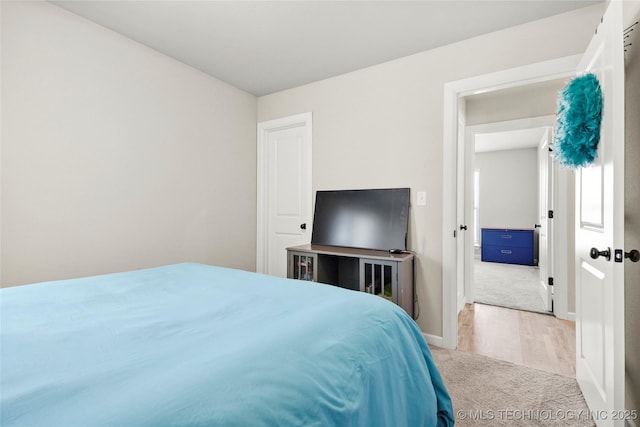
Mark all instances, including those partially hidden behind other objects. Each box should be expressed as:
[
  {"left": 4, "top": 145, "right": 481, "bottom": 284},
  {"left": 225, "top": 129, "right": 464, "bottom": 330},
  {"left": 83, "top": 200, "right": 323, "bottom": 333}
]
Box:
[{"left": 1, "top": 263, "right": 453, "bottom": 426}]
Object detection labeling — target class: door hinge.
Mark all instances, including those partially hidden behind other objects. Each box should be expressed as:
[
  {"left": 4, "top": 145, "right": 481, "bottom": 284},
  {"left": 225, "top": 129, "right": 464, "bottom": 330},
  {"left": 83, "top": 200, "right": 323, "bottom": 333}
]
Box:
[
  {"left": 453, "top": 230, "right": 457, "bottom": 238},
  {"left": 548, "top": 277, "right": 554, "bottom": 287},
  {"left": 548, "top": 210, "right": 554, "bottom": 219}
]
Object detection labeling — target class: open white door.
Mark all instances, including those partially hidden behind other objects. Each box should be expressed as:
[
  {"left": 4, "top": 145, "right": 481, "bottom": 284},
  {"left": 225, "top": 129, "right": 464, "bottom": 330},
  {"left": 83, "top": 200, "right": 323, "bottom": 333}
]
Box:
[
  {"left": 537, "top": 128, "right": 553, "bottom": 312},
  {"left": 575, "top": 2, "right": 625, "bottom": 424},
  {"left": 257, "top": 113, "right": 313, "bottom": 278},
  {"left": 456, "top": 100, "right": 469, "bottom": 314}
]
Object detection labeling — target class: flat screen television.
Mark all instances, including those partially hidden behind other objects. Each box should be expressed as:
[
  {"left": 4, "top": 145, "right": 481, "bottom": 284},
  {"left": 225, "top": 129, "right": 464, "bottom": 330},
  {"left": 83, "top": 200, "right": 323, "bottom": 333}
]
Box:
[{"left": 311, "top": 188, "right": 410, "bottom": 251}]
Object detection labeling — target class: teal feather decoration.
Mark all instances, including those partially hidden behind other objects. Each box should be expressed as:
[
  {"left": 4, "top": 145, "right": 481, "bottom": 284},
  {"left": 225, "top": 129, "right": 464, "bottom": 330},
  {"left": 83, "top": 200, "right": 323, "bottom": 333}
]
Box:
[{"left": 553, "top": 73, "right": 603, "bottom": 168}]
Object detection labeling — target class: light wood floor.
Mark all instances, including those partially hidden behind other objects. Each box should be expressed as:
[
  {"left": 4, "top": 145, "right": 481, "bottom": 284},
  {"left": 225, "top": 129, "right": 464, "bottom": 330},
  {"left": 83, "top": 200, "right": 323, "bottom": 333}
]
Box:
[{"left": 457, "top": 303, "right": 576, "bottom": 378}]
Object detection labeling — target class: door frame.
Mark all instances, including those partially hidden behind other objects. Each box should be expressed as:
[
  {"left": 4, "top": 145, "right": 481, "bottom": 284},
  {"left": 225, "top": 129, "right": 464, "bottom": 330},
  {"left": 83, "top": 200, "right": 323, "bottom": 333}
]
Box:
[
  {"left": 537, "top": 126, "right": 554, "bottom": 312},
  {"left": 442, "top": 55, "right": 581, "bottom": 349},
  {"left": 462, "top": 116, "right": 569, "bottom": 319},
  {"left": 256, "top": 112, "right": 313, "bottom": 274}
]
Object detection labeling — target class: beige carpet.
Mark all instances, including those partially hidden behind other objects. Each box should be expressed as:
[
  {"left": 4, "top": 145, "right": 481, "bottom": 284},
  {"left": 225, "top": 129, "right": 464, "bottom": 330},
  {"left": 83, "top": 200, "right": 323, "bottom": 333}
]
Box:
[
  {"left": 430, "top": 347, "right": 595, "bottom": 426},
  {"left": 474, "top": 259, "right": 547, "bottom": 314}
]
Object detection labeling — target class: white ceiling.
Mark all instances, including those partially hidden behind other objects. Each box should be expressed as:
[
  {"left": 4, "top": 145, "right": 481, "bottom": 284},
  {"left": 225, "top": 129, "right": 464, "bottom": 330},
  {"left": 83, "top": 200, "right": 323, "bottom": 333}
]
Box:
[{"left": 51, "top": 0, "right": 601, "bottom": 96}]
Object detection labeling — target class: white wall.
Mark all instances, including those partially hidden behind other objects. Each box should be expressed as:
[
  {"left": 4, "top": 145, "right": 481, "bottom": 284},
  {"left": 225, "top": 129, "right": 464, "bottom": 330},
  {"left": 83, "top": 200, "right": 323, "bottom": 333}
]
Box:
[
  {"left": 257, "top": 4, "right": 605, "bottom": 336},
  {"left": 1, "top": 2, "right": 257, "bottom": 286},
  {"left": 0, "top": 1, "right": 610, "bottom": 340},
  {"left": 475, "top": 148, "right": 538, "bottom": 231},
  {"left": 465, "top": 79, "right": 566, "bottom": 126}
]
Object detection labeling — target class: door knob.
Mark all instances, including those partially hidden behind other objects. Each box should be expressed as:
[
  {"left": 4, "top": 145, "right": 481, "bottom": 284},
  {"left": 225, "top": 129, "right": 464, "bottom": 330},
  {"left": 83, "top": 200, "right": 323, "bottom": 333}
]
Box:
[
  {"left": 300, "top": 223, "right": 307, "bottom": 230},
  {"left": 534, "top": 224, "right": 542, "bottom": 228},
  {"left": 625, "top": 249, "right": 640, "bottom": 262},
  {"left": 590, "top": 247, "right": 611, "bottom": 261},
  {"left": 460, "top": 225, "right": 468, "bottom": 231}
]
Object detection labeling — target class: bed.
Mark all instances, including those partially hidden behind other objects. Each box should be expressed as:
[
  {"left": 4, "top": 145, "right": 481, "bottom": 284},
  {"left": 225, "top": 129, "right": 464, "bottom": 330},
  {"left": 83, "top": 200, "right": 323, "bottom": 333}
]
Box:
[{"left": 0, "top": 263, "right": 453, "bottom": 426}]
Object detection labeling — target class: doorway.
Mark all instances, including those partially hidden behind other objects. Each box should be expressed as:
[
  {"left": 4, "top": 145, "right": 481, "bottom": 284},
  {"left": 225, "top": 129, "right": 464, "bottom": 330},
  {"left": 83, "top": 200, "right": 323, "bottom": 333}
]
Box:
[
  {"left": 442, "top": 55, "right": 581, "bottom": 350},
  {"left": 457, "top": 110, "right": 575, "bottom": 376},
  {"left": 466, "top": 119, "right": 555, "bottom": 315},
  {"left": 256, "top": 113, "right": 313, "bottom": 277}
]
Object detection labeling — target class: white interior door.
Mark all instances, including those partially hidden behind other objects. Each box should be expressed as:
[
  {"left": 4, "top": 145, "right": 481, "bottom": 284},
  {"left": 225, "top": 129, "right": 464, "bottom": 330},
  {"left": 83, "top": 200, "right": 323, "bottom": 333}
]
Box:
[
  {"left": 456, "top": 100, "right": 469, "bottom": 313},
  {"left": 257, "top": 113, "right": 312, "bottom": 277},
  {"left": 574, "top": 2, "right": 625, "bottom": 424},
  {"left": 537, "top": 128, "right": 553, "bottom": 312}
]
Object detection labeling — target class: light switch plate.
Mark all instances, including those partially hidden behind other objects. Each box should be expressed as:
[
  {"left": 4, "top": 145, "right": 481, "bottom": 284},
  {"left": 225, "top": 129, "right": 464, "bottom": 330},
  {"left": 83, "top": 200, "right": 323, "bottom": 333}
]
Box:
[{"left": 416, "top": 191, "right": 427, "bottom": 206}]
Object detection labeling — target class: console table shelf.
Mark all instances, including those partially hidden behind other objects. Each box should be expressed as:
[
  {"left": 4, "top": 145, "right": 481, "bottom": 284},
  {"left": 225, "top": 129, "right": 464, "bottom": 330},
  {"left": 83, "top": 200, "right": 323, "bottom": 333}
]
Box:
[{"left": 286, "top": 244, "right": 414, "bottom": 317}]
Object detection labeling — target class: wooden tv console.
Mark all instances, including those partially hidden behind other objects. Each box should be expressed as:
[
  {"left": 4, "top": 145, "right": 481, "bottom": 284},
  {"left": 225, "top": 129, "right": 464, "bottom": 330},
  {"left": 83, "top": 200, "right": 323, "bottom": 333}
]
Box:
[{"left": 286, "top": 244, "right": 415, "bottom": 317}]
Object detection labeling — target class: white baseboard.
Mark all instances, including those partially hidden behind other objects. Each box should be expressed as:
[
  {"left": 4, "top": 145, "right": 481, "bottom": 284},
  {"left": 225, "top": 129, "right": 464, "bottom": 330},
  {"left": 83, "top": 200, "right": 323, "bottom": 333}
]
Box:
[
  {"left": 423, "top": 333, "right": 444, "bottom": 348},
  {"left": 565, "top": 311, "right": 576, "bottom": 321}
]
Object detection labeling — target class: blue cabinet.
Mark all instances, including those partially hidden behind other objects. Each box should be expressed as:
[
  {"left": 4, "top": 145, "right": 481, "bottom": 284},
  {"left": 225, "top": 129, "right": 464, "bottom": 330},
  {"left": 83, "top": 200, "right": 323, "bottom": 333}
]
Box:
[{"left": 481, "top": 228, "right": 535, "bottom": 266}]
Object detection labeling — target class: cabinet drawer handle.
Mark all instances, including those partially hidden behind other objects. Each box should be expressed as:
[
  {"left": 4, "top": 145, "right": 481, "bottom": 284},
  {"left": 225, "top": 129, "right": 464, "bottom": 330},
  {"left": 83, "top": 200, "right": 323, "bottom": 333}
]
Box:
[
  {"left": 501, "top": 235, "right": 512, "bottom": 239},
  {"left": 501, "top": 250, "right": 513, "bottom": 254}
]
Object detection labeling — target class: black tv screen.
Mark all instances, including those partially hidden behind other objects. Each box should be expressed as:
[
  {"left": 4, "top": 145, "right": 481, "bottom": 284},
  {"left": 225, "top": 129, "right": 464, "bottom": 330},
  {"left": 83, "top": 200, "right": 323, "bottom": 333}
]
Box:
[{"left": 311, "top": 188, "right": 410, "bottom": 251}]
